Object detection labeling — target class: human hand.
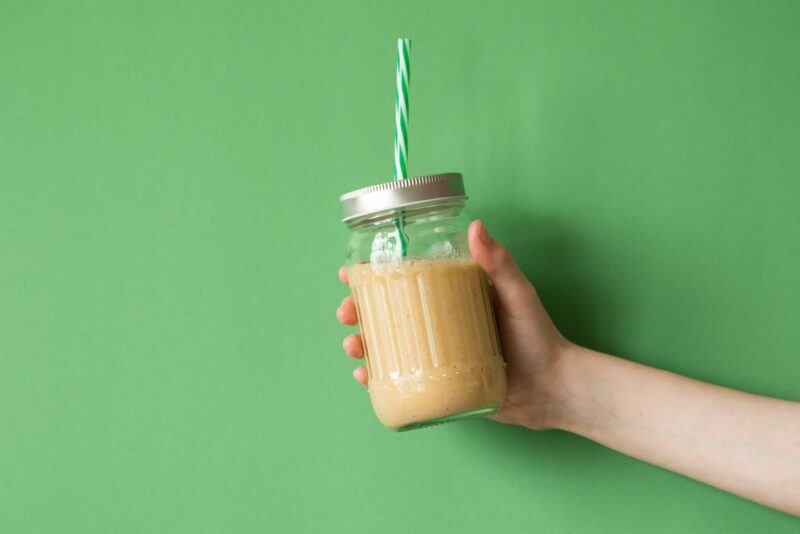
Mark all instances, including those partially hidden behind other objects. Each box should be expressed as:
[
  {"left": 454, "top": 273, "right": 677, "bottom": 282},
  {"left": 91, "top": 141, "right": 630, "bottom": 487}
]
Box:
[{"left": 335, "top": 220, "right": 571, "bottom": 430}]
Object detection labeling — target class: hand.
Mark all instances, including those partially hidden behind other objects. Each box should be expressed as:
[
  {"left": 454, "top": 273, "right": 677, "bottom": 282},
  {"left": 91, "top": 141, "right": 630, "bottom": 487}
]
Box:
[{"left": 336, "top": 219, "right": 570, "bottom": 430}]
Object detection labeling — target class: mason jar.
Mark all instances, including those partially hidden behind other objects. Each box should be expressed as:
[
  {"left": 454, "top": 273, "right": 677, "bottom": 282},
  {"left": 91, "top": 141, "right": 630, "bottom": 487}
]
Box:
[{"left": 339, "top": 173, "right": 507, "bottom": 431}]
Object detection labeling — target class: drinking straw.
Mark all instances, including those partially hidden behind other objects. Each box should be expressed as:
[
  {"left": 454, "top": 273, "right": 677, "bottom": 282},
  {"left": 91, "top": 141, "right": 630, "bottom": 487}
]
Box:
[
  {"left": 394, "top": 38, "right": 410, "bottom": 256},
  {"left": 394, "top": 38, "right": 410, "bottom": 181}
]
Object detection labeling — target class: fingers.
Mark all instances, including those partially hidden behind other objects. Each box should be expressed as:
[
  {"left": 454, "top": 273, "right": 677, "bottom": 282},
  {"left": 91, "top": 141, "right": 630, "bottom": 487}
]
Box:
[
  {"left": 342, "top": 334, "right": 364, "bottom": 359},
  {"left": 468, "top": 220, "right": 537, "bottom": 317},
  {"left": 336, "top": 296, "right": 357, "bottom": 325},
  {"left": 353, "top": 366, "right": 368, "bottom": 386},
  {"left": 338, "top": 267, "right": 366, "bottom": 386},
  {"left": 345, "top": 337, "right": 367, "bottom": 387}
]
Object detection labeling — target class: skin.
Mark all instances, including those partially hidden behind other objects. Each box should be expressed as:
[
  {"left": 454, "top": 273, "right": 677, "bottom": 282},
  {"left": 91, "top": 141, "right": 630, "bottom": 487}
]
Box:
[{"left": 337, "top": 220, "right": 800, "bottom": 516}]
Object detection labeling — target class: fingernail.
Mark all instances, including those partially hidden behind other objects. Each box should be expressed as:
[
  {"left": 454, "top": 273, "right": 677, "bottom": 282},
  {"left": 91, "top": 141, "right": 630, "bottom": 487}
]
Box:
[{"left": 479, "top": 221, "right": 495, "bottom": 246}]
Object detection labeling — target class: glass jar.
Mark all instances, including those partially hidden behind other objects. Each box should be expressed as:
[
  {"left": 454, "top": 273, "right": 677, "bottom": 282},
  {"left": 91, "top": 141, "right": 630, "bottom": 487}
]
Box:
[{"left": 340, "top": 173, "right": 507, "bottom": 431}]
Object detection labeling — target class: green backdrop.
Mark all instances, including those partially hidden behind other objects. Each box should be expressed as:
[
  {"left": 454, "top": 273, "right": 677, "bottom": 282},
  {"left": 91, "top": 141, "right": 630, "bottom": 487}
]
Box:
[{"left": 1, "top": 1, "right": 798, "bottom": 532}]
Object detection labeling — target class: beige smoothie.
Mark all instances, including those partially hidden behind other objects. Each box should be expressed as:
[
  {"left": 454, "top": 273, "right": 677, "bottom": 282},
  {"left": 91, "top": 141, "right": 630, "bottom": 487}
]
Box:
[{"left": 348, "top": 258, "right": 507, "bottom": 430}]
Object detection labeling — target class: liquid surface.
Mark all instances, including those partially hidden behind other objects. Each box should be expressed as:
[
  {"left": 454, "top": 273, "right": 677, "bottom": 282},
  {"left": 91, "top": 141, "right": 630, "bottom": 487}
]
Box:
[{"left": 348, "top": 258, "right": 507, "bottom": 430}]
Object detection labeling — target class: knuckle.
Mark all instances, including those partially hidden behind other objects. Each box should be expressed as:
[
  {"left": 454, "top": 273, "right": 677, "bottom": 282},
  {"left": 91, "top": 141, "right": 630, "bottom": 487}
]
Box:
[{"left": 496, "top": 246, "right": 512, "bottom": 266}]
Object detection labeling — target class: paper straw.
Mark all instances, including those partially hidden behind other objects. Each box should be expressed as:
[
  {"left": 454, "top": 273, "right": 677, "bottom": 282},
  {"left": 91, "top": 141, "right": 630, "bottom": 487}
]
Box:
[
  {"left": 394, "top": 38, "right": 410, "bottom": 180},
  {"left": 393, "top": 38, "right": 410, "bottom": 256}
]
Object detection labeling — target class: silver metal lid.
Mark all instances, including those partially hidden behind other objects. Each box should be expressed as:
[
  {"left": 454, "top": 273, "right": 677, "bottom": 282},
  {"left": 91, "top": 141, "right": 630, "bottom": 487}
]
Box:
[{"left": 339, "top": 172, "right": 466, "bottom": 223}]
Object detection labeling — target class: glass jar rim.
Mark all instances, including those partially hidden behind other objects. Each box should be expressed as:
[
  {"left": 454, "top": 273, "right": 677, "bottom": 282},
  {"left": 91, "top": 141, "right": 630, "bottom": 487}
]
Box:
[{"left": 344, "top": 198, "right": 466, "bottom": 228}]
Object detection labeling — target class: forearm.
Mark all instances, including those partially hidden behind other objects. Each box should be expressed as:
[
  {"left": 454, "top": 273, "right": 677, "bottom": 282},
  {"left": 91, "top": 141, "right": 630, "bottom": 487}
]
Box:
[{"left": 539, "top": 345, "right": 800, "bottom": 516}]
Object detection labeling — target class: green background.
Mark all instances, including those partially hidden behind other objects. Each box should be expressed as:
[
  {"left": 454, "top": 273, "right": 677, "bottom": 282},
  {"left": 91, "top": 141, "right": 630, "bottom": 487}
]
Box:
[{"left": 1, "top": 0, "right": 798, "bottom": 531}]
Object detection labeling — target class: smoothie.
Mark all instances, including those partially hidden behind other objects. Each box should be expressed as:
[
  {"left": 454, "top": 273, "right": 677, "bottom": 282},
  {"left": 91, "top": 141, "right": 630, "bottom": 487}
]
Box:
[{"left": 348, "top": 258, "right": 507, "bottom": 430}]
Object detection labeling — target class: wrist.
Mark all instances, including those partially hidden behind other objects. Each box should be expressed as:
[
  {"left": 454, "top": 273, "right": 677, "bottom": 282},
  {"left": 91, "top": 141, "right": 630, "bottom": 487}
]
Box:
[{"left": 521, "top": 341, "right": 594, "bottom": 433}]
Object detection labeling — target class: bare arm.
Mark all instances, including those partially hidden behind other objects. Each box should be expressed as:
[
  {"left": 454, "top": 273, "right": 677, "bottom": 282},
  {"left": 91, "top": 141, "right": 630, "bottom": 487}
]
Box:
[{"left": 532, "top": 345, "right": 800, "bottom": 515}]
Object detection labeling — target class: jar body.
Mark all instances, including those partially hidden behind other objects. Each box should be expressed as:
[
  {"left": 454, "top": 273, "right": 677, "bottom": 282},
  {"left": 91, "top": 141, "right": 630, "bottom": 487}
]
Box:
[{"left": 345, "top": 200, "right": 507, "bottom": 430}]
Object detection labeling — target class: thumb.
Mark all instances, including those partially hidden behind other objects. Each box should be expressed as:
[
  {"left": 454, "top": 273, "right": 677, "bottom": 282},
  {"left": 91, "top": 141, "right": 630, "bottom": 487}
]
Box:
[{"left": 468, "top": 220, "right": 537, "bottom": 317}]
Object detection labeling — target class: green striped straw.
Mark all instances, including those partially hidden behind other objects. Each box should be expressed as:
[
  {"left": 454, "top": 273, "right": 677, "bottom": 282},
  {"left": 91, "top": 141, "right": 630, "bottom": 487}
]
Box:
[
  {"left": 394, "top": 38, "right": 410, "bottom": 256},
  {"left": 394, "top": 38, "right": 410, "bottom": 180}
]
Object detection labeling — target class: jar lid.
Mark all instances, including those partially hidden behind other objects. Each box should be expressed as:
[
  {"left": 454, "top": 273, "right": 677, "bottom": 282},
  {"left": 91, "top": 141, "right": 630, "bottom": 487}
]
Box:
[{"left": 339, "top": 172, "right": 466, "bottom": 223}]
